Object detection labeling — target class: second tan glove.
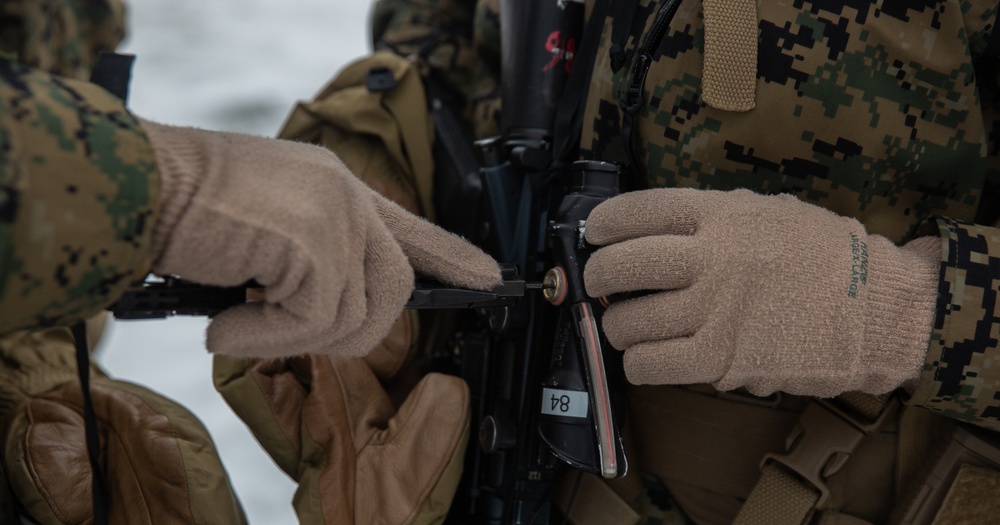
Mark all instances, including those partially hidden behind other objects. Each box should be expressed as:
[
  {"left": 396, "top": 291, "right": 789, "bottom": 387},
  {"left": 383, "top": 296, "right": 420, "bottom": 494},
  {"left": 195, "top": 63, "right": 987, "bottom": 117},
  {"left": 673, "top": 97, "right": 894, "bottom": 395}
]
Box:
[
  {"left": 584, "top": 188, "right": 940, "bottom": 397},
  {"left": 142, "top": 120, "right": 500, "bottom": 358}
]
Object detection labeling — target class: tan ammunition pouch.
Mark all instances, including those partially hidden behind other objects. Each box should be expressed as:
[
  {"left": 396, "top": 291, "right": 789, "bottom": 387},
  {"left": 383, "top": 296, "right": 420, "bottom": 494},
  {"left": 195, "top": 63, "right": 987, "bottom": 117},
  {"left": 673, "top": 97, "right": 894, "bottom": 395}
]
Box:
[
  {"left": 890, "top": 419, "right": 1000, "bottom": 525},
  {"left": 280, "top": 50, "right": 436, "bottom": 220},
  {"left": 554, "top": 385, "right": 1000, "bottom": 525}
]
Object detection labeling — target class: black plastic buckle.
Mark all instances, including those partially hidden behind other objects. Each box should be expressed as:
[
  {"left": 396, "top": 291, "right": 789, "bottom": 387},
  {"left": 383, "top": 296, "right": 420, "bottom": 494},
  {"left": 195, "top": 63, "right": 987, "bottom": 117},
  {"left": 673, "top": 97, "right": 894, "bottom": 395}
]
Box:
[{"left": 366, "top": 66, "right": 397, "bottom": 92}]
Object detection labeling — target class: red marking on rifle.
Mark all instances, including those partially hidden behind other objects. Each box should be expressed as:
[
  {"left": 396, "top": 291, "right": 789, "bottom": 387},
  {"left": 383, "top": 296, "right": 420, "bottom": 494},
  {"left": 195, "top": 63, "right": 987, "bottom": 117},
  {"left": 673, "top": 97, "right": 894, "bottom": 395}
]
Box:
[{"left": 544, "top": 30, "right": 577, "bottom": 73}]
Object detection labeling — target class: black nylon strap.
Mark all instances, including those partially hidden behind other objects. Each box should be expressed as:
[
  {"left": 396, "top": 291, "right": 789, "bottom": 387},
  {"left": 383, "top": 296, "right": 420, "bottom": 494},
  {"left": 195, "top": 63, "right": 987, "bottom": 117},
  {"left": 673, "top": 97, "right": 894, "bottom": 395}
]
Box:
[
  {"left": 89, "top": 52, "right": 135, "bottom": 101},
  {"left": 618, "top": 0, "right": 683, "bottom": 190},
  {"left": 79, "top": 51, "right": 135, "bottom": 525},
  {"left": 71, "top": 322, "right": 108, "bottom": 525},
  {"left": 609, "top": 0, "right": 639, "bottom": 73}
]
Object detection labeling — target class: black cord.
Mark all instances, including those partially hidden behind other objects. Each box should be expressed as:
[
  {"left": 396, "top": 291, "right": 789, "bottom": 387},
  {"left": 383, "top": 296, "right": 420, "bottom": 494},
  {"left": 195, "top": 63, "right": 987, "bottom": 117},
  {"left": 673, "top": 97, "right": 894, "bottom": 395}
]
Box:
[
  {"left": 71, "top": 322, "right": 109, "bottom": 525},
  {"left": 75, "top": 51, "right": 133, "bottom": 525}
]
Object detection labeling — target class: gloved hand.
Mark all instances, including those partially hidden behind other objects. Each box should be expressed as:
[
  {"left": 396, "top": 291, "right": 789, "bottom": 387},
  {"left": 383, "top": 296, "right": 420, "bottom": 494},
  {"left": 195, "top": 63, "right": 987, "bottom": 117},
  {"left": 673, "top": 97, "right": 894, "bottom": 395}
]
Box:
[
  {"left": 142, "top": 120, "right": 501, "bottom": 358},
  {"left": 214, "top": 344, "right": 469, "bottom": 525},
  {"left": 583, "top": 188, "right": 940, "bottom": 397},
  {"left": 0, "top": 319, "right": 245, "bottom": 525}
]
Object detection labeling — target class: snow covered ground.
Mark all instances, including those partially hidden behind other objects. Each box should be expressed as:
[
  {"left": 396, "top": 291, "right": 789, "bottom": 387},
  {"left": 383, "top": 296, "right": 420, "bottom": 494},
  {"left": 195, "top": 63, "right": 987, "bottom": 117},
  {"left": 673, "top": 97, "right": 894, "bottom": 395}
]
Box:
[{"left": 96, "top": 2, "right": 372, "bottom": 523}]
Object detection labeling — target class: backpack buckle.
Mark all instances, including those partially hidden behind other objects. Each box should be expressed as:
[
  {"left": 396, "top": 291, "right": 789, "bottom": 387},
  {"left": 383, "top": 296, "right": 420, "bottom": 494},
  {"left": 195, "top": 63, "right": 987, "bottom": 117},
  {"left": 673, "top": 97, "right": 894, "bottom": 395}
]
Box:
[
  {"left": 366, "top": 66, "right": 397, "bottom": 92},
  {"left": 760, "top": 397, "right": 896, "bottom": 509}
]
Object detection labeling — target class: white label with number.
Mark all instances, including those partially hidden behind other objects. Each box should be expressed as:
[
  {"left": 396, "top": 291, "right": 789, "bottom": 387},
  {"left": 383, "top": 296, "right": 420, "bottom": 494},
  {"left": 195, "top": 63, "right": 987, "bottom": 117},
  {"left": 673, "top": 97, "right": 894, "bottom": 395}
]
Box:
[{"left": 540, "top": 388, "right": 589, "bottom": 419}]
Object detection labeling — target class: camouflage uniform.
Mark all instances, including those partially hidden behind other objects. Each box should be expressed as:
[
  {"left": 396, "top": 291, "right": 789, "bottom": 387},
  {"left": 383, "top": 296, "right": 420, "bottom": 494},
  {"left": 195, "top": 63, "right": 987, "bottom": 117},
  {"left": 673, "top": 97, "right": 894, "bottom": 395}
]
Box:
[
  {"left": 373, "top": 0, "right": 1000, "bottom": 522},
  {"left": 578, "top": 0, "right": 1000, "bottom": 429},
  {"left": 374, "top": 0, "right": 1000, "bottom": 436},
  {"left": 0, "top": 3, "right": 246, "bottom": 525},
  {"left": 0, "top": 0, "right": 158, "bottom": 331}
]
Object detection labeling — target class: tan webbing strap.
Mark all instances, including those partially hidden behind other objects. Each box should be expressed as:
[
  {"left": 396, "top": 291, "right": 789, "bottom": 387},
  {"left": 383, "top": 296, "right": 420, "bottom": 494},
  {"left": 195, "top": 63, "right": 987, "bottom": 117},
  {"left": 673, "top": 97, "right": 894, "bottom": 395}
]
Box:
[
  {"left": 837, "top": 391, "right": 887, "bottom": 421},
  {"left": 629, "top": 386, "right": 801, "bottom": 500},
  {"left": 895, "top": 406, "right": 941, "bottom": 499},
  {"left": 734, "top": 464, "right": 818, "bottom": 525},
  {"left": 701, "top": 0, "right": 758, "bottom": 112},
  {"left": 734, "top": 394, "right": 894, "bottom": 525},
  {"left": 816, "top": 512, "right": 876, "bottom": 525}
]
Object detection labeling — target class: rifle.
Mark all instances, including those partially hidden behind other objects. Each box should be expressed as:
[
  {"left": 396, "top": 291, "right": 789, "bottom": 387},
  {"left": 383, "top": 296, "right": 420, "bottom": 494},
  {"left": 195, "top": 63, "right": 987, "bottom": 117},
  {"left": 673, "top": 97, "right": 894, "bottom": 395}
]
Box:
[
  {"left": 429, "top": 0, "right": 628, "bottom": 522},
  {"left": 109, "top": 274, "right": 533, "bottom": 319},
  {"left": 109, "top": 0, "right": 629, "bottom": 522}
]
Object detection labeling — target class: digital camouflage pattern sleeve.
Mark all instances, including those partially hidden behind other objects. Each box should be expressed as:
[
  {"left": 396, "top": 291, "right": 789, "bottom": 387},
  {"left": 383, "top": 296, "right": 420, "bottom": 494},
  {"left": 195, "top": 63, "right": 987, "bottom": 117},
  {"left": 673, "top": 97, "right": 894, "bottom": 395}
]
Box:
[
  {"left": 905, "top": 1, "right": 1000, "bottom": 429},
  {"left": 908, "top": 219, "right": 1000, "bottom": 429},
  {"left": 0, "top": 0, "right": 157, "bottom": 332}
]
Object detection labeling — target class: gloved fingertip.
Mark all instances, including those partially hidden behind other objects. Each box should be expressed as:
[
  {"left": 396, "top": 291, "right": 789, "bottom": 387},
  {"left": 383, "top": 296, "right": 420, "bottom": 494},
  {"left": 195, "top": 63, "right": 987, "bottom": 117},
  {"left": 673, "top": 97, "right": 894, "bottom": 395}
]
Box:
[
  {"left": 410, "top": 236, "right": 502, "bottom": 291},
  {"left": 461, "top": 258, "right": 503, "bottom": 291},
  {"left": 205, "top": 305, "right": 305, "bottom": 359},
  {"left": 583, "top": 200, "right": 616, "bottom": 245},
  {"left": 623, "top": 355, "right": 656, "bottom": 386},
  {"left": 623, "top": 337, "right": 727, "bottom": 386}
]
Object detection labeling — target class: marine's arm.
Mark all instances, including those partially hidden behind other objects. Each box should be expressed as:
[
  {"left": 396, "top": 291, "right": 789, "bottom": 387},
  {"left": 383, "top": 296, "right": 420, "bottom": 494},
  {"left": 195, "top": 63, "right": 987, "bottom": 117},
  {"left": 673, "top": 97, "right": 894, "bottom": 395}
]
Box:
[
  {"left": 0, "top": 57, "right": 158, "bottom": 332},
  {"left": 907, "top": 219, "right": 1000, "bottom": 429},
  {"left": 892, "top": 0, "right": 1000, "bottom": 429},
  {"left": 582, "top": 191, "right": 1000, "bottom": 431},
  {"left": 0, "top": 56, "right": 500, "bottom": 356}
]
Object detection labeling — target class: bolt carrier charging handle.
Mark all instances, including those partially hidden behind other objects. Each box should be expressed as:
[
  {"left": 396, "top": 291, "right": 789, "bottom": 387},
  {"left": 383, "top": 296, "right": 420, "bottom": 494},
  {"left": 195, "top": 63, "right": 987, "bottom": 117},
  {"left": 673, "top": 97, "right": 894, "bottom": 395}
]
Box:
[{"left": 539, "top": 160, "right": 627, "bottom": 479}]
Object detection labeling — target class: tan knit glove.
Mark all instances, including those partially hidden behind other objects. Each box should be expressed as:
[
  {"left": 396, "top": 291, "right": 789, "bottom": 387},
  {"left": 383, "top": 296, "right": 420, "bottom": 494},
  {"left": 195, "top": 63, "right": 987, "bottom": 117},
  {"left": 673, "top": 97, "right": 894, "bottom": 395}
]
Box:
[
  {"left": 583, "top": 188, "right": 940, "bottom": 397},
  {"left": 142, "top": 120, "right": 500, "bottom": 358}
]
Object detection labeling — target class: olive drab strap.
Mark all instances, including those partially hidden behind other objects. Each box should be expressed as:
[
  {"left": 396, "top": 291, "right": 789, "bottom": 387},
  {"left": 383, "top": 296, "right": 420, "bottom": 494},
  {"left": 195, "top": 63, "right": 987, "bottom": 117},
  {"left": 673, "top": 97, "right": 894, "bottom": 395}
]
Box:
[
  {"left": 895, "top": 406, "right": 939, "bottom": 494},
  {"left": 700, "top": 0, "right": 758, "bottom": 111},
  {"left": 733, "top": 394, "right": 896, "bottom": 525}
]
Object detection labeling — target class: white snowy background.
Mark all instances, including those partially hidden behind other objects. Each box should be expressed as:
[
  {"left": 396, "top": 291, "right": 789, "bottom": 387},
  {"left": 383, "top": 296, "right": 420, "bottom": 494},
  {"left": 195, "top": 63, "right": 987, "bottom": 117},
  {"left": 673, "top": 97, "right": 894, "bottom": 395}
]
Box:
[{"left": 96, "top": 2, "right": 372, "bottom": 523}]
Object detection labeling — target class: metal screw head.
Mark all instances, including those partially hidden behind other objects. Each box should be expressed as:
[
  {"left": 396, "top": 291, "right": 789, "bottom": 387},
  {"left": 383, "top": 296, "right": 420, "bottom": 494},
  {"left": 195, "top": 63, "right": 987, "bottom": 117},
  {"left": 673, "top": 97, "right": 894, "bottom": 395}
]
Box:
[{"left": 542, "top": 267, "right": 567, "bottom": 305}]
